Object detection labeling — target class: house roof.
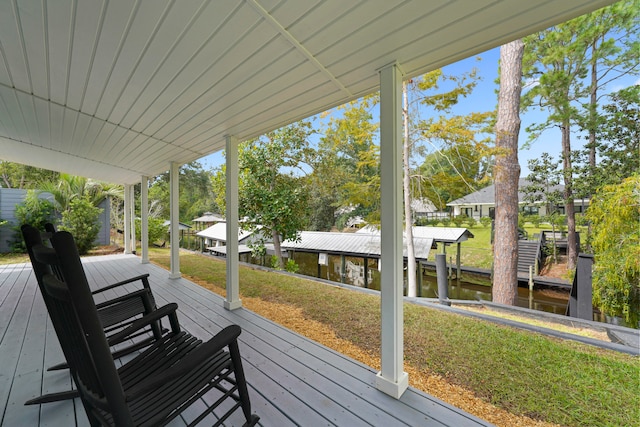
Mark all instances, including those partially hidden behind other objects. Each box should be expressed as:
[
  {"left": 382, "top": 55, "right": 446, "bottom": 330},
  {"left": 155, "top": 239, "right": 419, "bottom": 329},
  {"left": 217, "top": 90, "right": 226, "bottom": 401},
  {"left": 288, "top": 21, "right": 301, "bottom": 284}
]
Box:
[
  {"left": 412, "top": 226, "right": 474, "bottom": 243},
  {"left": 357, "top": 225, "right": 473, "bottom": 244},
  {"left": 196, "top": 222, "right": 253, "bottom": 242},
  {"left": 162, "top": 220, "right": 191, "bottom": 230},
  {"left": 447, "top": 179, "right": 565, "bottom": 206},
  {"left": 192, "top": 213, "right": 226, "bottom": 223},
  {"left": 280, "top": 231, "right": 434, "bottom": 260},
  {"left": 411, "top": 198, "right": 437, "bottom": 213},
  {"left": 0, "top": 1, "right": 615, "bottom": 184}
]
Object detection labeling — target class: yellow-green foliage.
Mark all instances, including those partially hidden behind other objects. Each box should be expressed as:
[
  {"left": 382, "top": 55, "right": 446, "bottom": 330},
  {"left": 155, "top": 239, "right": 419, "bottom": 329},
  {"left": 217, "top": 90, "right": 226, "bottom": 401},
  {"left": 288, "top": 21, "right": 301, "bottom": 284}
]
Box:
[{"left": 586, "top": 175, "right": 640, "bottom": 326}]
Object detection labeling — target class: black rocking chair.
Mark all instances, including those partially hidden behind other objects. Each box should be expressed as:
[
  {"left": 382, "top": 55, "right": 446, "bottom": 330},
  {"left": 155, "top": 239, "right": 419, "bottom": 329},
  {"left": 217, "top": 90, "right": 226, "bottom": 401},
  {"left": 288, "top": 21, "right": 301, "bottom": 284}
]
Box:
[
  {"left": 22, "top": 224, "right": 164, "bottom": 405},
  {"left": 32, "top": 230, "right": 259, "bottom": 426}
]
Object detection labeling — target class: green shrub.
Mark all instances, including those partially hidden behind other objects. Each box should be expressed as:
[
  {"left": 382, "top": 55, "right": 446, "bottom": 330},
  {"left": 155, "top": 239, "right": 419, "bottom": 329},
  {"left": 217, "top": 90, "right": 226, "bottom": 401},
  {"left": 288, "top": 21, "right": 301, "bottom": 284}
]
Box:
[
  {"left": 530, "top": 214, "right": 542, "bottom": 227},
  {"left": 285, "top": 259, "right": 299, "bottom": 273},
  {"left": 479, "top": 217, "right": 492, "bottom": 228},
  {"left": 452, "top": 215, "right": 467, "bottom": 227},
  {"left": 59, "top": 196, "right": 102, "bottom": 255},
  {"left": 586, "top": 176, "right": 640, "bottom": 327},
  {"left": 415, "top": 217, "right": 429, "bottom": 226},
  {"left": 465, "top": 217, "right": 477, "bottom": 228},
  {"left": 10, "top": 191, "right": 56, "bottom": 252},
  {"left": 270, "top": 255, "right": 280, "bottom": 269}
]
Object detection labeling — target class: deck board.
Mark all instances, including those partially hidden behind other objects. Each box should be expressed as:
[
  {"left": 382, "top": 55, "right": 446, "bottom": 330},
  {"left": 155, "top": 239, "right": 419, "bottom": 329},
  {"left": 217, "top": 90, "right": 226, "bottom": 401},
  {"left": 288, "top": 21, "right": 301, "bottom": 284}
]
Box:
[{"left": 1, "top": 255, "right": 493, "bottom": 426}]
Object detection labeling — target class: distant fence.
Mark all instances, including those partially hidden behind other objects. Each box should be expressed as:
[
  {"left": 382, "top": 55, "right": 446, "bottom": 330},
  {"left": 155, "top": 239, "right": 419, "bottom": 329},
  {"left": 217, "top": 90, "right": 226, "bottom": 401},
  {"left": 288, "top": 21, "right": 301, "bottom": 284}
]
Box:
[{"left": 414, "top": 212, "right": 451, "bottom": 221}]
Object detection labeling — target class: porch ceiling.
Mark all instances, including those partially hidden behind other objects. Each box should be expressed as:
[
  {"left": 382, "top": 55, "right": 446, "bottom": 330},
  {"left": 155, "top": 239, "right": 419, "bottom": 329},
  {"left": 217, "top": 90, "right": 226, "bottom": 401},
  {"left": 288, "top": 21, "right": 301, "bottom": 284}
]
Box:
[{"left": 0, "top": 0, "right": 615, "bottom": 184}]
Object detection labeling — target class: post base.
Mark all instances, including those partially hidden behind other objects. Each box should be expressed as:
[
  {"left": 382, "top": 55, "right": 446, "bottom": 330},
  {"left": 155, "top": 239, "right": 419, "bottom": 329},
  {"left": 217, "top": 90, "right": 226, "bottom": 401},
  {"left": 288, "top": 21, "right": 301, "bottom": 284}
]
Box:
[
  {"left": 224, "top": 299, "right": 243, "bottom": 311},
  {"left": 375, "top": 371, "right": 409, "bottom": 399}
]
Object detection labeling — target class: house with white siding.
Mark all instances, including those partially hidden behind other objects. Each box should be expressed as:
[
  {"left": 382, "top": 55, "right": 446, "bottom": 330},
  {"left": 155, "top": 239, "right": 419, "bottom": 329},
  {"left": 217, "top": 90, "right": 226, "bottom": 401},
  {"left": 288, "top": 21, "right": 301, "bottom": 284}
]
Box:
[{"left": 447, "top": 179, "right": 589, "bottom": 219}]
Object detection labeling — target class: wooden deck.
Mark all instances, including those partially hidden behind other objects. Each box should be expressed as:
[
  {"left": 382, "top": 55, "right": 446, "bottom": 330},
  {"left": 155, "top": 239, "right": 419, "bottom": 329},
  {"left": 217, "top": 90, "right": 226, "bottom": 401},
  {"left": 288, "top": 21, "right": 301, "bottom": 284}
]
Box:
[{"left": 0, "top": 254, "right": 493, "bottom": 426}]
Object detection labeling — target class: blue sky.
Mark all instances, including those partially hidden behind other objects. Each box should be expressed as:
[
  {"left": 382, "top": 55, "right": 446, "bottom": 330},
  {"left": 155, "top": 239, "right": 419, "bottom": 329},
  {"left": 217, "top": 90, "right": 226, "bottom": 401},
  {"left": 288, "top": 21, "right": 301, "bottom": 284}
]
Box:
[{"left": 200, "top": 46, "right": 638, "bottom": 178}]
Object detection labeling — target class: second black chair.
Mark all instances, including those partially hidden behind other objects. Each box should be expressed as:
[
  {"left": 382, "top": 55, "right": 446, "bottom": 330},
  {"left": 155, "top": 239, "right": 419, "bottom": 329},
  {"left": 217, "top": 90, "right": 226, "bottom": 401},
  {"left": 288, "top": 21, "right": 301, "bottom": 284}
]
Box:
[{"left": 22, "top": 224, "right": 164, "bottom": 404}]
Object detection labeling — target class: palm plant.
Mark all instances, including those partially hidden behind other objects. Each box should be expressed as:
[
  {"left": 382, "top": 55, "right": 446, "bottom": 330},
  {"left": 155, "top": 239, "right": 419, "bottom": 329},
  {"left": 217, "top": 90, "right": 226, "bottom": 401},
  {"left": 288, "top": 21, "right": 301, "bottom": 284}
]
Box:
[{"left": 39, "top": 173, "right": 123, "bottom": 212}]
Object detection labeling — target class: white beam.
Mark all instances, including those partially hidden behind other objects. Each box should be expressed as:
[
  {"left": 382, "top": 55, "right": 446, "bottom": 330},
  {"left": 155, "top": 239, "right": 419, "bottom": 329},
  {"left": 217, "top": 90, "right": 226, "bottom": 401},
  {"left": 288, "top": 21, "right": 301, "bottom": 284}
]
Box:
[
  {"left": 169, "top": 162, "right": 181, "bottom": 279},
  {"left": 376, "top": 62, "right": 408, "bottom": 399},
  {"left": 129, "top": 184, "right": 136, "bottom": 254},
  {"left": 123, "top": 184, "right": 132, "bottom": 255},
  {"left": 141, "top": 175, "right": 149, "bottom": 264},
  {"left": 224, "top": 135, "right": 242, "bottom": 310}
]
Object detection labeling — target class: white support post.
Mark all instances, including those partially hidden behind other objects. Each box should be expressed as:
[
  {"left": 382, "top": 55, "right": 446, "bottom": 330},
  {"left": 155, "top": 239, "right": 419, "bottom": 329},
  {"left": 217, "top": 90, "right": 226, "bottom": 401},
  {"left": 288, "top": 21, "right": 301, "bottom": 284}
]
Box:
[
  {"left": 225, "top": 135, "right": 242, "bottom": 310},
  {"left": 169, "top": 162, "right": 181, "bottom": 279},
  {"left": 123, "top": 184, "right": 132, "bottom": 255},
  {"left": 129, "top": 184, "right": 136, "bottom": 254},
  {"left": 456, "top": 242, "right": 461, "bottom": 278},
  {"left": 376, "top": 62, "right": 408, "bottom": 399},
  {"left": 141, "top": 176, "right": 149, "bottom": 264}
]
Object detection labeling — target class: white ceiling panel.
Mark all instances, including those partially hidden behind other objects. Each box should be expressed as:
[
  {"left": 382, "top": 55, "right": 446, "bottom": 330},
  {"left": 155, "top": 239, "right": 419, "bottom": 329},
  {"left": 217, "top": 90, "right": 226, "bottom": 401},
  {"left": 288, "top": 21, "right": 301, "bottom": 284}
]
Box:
[
  {"left": 0, "top": 1, "right": 27, "bottom": 91},
  {"left": 0, "top": 0, "right": 618, "bottom": 184},
  {"left": 46, "top": 0, "right": 75, "bottom": 105},
  {"left": 120, "top": 2, "right": 243, "bottom": 132}
]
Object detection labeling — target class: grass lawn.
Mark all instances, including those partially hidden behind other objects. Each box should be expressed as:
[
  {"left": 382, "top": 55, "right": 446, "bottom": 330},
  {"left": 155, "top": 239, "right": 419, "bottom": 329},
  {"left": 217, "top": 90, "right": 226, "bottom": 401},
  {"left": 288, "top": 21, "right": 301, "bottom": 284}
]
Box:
[
  {"left": 0, "top": 252, "right": 29, "bottom": 265},
  {"left": 447, "top": 223, "right": 583, "bottom": 272},
  {"left": 151, "top": 249, "right": 639, "bottom": 427}
]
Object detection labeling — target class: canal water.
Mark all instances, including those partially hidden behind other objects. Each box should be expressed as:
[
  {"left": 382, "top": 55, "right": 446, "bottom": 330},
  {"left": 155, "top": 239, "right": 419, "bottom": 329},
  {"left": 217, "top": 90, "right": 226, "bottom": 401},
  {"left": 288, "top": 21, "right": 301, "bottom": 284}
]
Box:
[
  {"left": 418, "top": 274, "right": 568, "bottom": 314},
  {"left": 237, "top": 251, "right": 640, "bottom": 326},
  {"left": 283, "top": 252, "right": 569, "bottom": 315}
]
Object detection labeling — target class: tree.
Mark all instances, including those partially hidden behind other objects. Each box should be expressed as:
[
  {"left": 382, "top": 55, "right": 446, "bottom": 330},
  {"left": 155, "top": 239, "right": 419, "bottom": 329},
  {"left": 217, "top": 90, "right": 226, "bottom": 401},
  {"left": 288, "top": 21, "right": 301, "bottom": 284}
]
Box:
[
  {"left": 594, "top": 85, "right": 640, "bottom": 182},
  {"left": 402, "top": 81, "right": 417, "bottom": 297},
  {"left": 215, "top": 121, "right": 315, "bottom": 269},
  {"left": 39, "top": 173, "right": 118, "bottom": 211},
  {"left": 418, "top": 146, "right": 489, "bottom": 210},
  {"left": 522, "top": 24, "right": 586, "bottom": 272},
  {"left": 0, "top": 161, "right": 59, "bottom": 189},
  {"left": 400, "top": 68, "right": 492, "bottom": 296},
  {"left": 576, "top": 1, "right": 639, "bottom": 172},
  {"left": 523, "top": 153, "right": 564, "bottom": 263},
  {"left": 586, "top": 175, "right": 639, "bottom": 327},
  {"left": 522, "top": 3, "right": 639, "bottom": 271},
  {"left": 493, "top": 39, "right": 524, "bottom": 306},
  {"left": 576, "top": 85, "right": 640, "bottom": 189},
  {"left": 148, "top": 162, "right": 218, "bottom": 221},
  {"left": 318, "top": 98, "right": 380, "bottom": 225},
  {"left": 414, "top": 71, "right": 494, "bottom": 211}
]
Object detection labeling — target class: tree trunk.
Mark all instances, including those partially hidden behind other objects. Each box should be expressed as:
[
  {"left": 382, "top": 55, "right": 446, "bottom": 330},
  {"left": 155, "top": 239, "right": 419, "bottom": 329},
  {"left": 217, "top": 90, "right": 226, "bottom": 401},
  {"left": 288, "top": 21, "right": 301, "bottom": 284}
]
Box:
[
  {"left": 1, "top": 174, "right": 11, "bottom": 188},
  {"left": 272, "top": 229, "right": 285, "bottom": 269},
  {"left": 588, "top": 42, "right": 598, "bottom": 169},
  {"left": 561, "top": 121, "right": 577, "bottom": 271},
  {"left": 492, "top": 39, "right": 524, "bottom": 306},
  {"left": 403, "top": 82, "right": 417, "bottom": 297}
]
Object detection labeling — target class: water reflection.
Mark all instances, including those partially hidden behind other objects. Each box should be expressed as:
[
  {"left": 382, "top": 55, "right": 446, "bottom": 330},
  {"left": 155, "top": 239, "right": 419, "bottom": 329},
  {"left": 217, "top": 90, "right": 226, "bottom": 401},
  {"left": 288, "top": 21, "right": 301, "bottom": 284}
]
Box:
[
  {"left": 419, "top": 275, "right": 568, "bottom": 315},
  {"left": 285, "top": 251, "right": 569, "bottom": 315}
]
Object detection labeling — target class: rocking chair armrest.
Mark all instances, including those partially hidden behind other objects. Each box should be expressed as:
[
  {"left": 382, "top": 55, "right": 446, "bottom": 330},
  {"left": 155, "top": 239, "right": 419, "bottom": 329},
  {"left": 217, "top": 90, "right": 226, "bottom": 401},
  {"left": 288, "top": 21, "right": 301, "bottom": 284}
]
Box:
[
  {"left": 92, "top": 274, "right": 151, "bottom": 294},
  {"left": 125, "top": 325, "right": 242, "bottom": 400},
  {"left": 107, "top": 303, "right": 179, "bottom": 346},
  {"left": 94, "top": 288, "right": 151, "bottom": 310}
]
